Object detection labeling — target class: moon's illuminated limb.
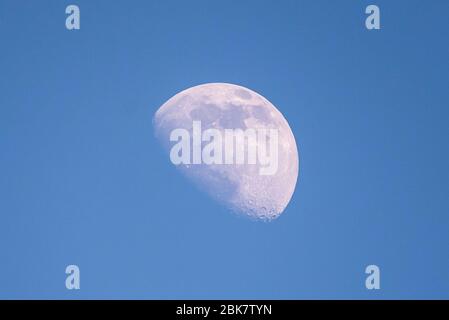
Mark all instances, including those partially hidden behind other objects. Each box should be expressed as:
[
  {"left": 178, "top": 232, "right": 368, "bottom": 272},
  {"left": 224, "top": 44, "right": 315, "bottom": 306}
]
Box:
[{"left": 154, "top": 83, "right": 299, "bottom": 221}]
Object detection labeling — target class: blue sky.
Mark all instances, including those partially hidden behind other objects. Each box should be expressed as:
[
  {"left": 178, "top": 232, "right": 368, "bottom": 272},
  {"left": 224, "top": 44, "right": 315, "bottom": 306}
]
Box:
[{"left": 1, "top": 0, "right": 448, "bottom": 299}]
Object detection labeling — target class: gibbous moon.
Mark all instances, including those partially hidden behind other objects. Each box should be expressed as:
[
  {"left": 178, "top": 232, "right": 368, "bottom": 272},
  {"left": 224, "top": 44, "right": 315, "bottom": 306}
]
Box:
[{"left": 154, "top": 83, "right": 299, "bottom": 221}]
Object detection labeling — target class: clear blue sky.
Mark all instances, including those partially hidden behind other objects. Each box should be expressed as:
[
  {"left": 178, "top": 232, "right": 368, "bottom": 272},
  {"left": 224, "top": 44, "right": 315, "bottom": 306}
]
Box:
[{"left": 1, "top": 0, "right": 448, "bottom": 299}]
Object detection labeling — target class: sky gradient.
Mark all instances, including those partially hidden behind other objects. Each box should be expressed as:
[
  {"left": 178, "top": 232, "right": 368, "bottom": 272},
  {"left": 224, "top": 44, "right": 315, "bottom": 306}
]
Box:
[{"left": 1, "top": 0, "right": 449, "bottom": 299}]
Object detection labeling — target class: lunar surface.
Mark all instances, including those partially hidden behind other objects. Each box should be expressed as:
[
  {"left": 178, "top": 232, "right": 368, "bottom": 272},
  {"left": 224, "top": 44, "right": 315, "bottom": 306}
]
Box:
[{"left": 153, "top": 83, "right": 299, "bottom": 221}]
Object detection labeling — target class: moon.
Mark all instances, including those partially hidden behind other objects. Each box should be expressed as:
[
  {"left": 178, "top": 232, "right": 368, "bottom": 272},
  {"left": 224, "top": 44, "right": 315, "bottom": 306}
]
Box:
[{"left": 153, "top": 83, "right": 299, "bottom": 221}]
